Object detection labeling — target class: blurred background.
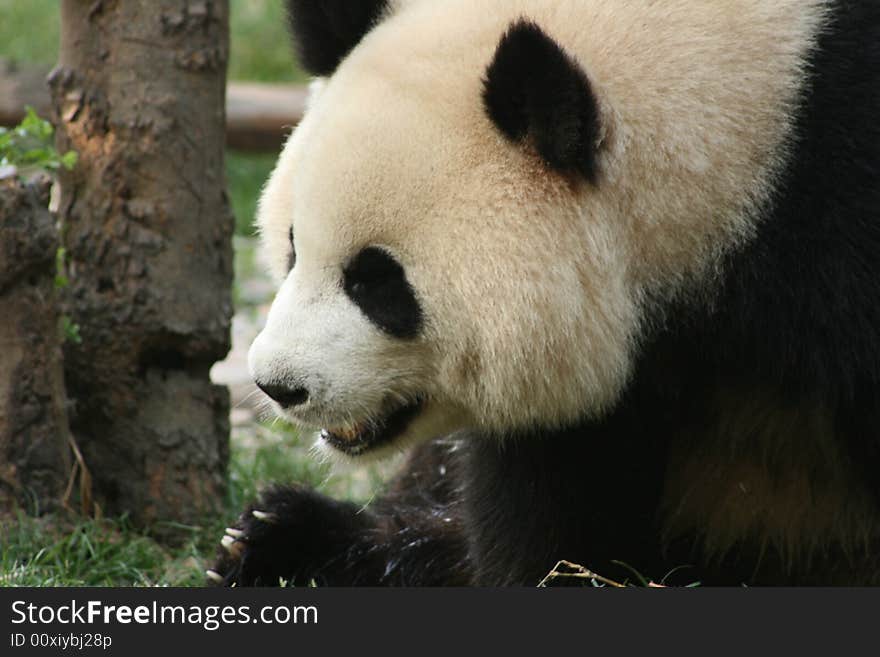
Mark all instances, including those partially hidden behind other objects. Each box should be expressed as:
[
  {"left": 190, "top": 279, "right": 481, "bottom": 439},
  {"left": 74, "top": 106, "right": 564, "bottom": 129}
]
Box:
[
  {"left": 0, "top": 0, "right": 393, "bottom": 586},
  {"left": 0, "top": 0, "right": 307, "bottom": 234}
]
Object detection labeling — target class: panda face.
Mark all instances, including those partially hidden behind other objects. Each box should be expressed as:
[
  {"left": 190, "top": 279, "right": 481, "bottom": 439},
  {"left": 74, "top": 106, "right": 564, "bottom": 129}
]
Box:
[
  {"left": 249, "top": 41, "right": 636, "bottom": 456},
  {"left": 249, "top": 238, "right": 437, "bottom": 458},
  {"left": 250, "top": 70, "right": 473, "bottom": 457},
  {"left": 251, "top": 0, "right": 825, "bottom": 457}
]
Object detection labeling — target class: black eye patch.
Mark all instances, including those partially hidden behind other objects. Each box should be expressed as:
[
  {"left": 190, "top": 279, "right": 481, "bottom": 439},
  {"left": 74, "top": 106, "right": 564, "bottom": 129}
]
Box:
[
  {"left": 343, "top": 247, "right": 423, "bottom": 339},
  {"left": 287, "top": 225, "right": 296, "bottom": 271}
]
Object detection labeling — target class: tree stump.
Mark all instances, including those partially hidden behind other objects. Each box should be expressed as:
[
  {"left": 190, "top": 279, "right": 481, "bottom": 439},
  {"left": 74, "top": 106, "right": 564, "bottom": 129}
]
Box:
[
  {"left": 0, "top": 178, "right": 72, "bottom": 513},
  {"left": 49, "top": 0, "right": 234, "bottom": 525}
]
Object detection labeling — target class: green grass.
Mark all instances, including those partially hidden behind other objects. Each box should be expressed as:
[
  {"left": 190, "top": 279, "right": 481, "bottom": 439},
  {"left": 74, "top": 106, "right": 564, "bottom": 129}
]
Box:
[
  {"left": 1, "top": 416, "right": 395, "bottom": 587},
  {"left": 0, "top": 514, "right": 205, "bottom": 587},
  {"left": 226, "top": 413, "right": 398, "bottom": 512},
  {"left": 0, "top": 421, "right": 392, "bottom": 587}
]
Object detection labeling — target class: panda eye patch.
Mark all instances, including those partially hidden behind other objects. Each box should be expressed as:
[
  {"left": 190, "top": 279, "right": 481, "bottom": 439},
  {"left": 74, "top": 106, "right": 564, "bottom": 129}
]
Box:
[
  {"left": 287, "top": 225, "right": 296, "bottom": 271},
  {"left": 343, "top": 247, "right": 422, "bottom": 339}
]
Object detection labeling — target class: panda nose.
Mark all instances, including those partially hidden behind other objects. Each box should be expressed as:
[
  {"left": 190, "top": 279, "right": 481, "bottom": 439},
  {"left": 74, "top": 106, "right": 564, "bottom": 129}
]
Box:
[{"left": 255, "top": 380, "right": 310, "bottom": 408}]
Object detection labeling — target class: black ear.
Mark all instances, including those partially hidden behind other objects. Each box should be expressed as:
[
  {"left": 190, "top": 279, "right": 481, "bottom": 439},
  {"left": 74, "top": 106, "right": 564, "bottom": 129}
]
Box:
[
  {"left": 287, "top": 0, "right": 388, "bottom": 76},
  {"left": 482, "top": 20, "right": 602, "bottom": 182}
]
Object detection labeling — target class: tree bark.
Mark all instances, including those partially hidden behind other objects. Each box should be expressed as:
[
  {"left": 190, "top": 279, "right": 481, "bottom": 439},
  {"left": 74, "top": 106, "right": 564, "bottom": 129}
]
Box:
[
  {"left": 49, "top": 0, "right": 234, "bottom": 525},
  {"left": 0, "top": 179, "right": 73, "bottom": 513}
]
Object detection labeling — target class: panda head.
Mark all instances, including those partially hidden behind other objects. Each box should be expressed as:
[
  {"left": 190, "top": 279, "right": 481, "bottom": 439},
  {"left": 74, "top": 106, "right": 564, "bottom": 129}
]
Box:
[{"left": 250, "top": 0, "right": 808, "bottom": 457}]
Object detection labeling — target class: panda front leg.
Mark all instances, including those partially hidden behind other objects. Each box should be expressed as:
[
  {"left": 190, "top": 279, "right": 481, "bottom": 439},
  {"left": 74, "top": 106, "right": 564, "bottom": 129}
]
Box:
[
  {"left": 208, "top": 439, "right": 472, "bottom": 586},
  {"left": 209, "top": 484, "right": 379, "bottom": 587}
]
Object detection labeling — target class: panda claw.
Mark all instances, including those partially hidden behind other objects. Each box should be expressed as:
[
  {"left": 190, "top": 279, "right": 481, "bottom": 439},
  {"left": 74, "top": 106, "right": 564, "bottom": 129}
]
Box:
[
  {"left": 205, "top": 570, "right": 223, "bottom": 584},
  {"left": 225, "top": 527, "right": 245, "bottom": 539},
  {"left": 221, "top": 534, "right": 245, "bottom": 558},
  {"left": 252, "top": 509, "right": 277, "bottom": 523}
]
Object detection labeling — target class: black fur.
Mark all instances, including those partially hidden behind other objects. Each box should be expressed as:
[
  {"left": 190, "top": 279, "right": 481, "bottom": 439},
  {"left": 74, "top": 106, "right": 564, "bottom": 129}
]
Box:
[
  {"left": 214, "top": 3, "right": 880, "bottom": 586},
  {"left": 214, "top": 442, "right": 469, "bottom": 586},
  {"left": 343, "top": 247, "right": 423, "bottom": 339},
  {"left": 673, "top": 0, "right": 880, "bottom": 508},
  {"left": 286, "top": 0, "right": 388, "bottom": 76},
  {"left": 482, "top": 20, "right": 602, "bottom": 182}
]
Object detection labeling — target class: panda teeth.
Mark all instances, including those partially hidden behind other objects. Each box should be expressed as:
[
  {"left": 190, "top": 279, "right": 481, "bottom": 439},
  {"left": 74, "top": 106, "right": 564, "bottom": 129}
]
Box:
[
  {"left": 319, "top": 399, "right": 423, "bottom": 455},
  {"left": 342, "top": 423, "right": 365, "bottom": 440},
  {"left": 323, "top": 422, "right": 366, "bottom": 442}
]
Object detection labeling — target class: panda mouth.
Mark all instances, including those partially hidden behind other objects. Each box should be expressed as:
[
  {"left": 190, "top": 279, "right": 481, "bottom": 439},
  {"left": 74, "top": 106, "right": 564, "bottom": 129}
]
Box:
[{"left": 320, "top": 399, "right": 423, "bottom": 455}]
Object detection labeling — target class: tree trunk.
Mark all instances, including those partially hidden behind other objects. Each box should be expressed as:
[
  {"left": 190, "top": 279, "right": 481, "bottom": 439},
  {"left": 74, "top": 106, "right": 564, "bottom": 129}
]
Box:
[
  {"left": 0, "top": 179, "right": 73, "bottom": 513},
  {"left": 49, "top": 0, "right": 234, "bottom": 525}
]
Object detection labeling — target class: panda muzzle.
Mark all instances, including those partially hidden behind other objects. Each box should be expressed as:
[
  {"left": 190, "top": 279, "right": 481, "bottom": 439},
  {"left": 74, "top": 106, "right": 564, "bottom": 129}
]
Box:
[{"left": 320, "top": 399, "right": 423, "bottom": 455}]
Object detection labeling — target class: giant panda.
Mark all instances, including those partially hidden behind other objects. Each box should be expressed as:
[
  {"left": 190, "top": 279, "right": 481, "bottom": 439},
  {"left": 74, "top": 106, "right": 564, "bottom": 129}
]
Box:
[{"left": 210, "top": 0, "right": 880, "bottom": 586}]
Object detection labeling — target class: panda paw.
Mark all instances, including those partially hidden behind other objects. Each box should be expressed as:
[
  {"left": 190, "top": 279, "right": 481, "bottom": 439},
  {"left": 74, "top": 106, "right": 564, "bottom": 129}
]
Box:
[{"left": 206, "top": 484, "right": 365, "bottom": 587}]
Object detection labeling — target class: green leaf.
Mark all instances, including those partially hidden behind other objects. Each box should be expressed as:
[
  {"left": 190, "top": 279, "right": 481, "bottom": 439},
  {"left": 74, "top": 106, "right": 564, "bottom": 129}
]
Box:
[
  {"left": 59, "top": 315, "right": 82, "bottom": 345},
  {"left": 61, "top": 150, "right": 78, "bottom": 170},
  {"left": 0, "top": 106, "right": 77, "bottom": 177}
]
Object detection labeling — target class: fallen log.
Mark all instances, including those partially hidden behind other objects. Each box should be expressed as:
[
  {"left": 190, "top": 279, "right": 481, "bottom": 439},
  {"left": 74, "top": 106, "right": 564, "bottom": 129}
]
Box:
[
  {"left": 1, "top": 59, "right": 307, "bottom": 152},
  {"left": 226, "top": 81, "right": 308, "bottom": 151}
]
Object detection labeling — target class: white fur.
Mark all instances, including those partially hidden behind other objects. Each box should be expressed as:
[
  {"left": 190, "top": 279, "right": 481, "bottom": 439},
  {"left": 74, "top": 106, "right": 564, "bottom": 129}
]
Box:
[{"left": 251, "top": 0, "right": 828, "bottom": 451}]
